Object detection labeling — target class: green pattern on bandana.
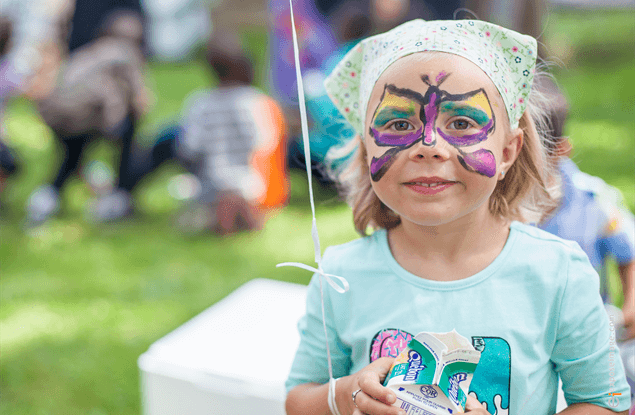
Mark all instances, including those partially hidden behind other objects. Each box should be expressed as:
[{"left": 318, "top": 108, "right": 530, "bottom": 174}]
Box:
[{"left": 324, "top": 19, "right": 537, "bottom": 134}]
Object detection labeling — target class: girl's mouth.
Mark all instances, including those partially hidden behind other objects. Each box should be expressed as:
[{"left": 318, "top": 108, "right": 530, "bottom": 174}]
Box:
[
  {"left": 408, "top": 182, "right": 448, "bottom": 187},
  {"left": 404, "top": 181, "right": 456, "bottom": 195}
]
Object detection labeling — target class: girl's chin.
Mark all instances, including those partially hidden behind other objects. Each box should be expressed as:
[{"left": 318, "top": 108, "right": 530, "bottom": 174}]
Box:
[
  {"left": 397, "top": 205, "right": 492, "bottom": 228},
  {"left": 398, "top": 213, "right": 461, "bottom": 228}
]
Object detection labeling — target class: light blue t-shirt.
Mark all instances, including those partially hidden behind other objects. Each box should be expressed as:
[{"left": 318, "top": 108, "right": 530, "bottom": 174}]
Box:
[{"left": 286, "top": 222, "right": 631, "bottom": 413}]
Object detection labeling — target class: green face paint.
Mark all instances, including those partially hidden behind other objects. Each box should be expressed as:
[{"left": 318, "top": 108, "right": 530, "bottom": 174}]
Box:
[
  {"left": 439, "top": 102, "right": 491, "bottom": 126},
  {"left": 373, "top": 107, "right": 416, "bottom": 127}
]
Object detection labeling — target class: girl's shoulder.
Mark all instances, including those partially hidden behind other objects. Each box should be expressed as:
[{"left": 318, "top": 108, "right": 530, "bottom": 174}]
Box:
[
  {"left": 511, "top": 221, "right": 581, "bottom": 250},
  {"left": 509, "top": 221, "right": 594, "bottom": 271}
]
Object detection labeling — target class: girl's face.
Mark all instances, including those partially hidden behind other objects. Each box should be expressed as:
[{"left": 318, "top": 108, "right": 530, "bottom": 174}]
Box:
[{"left": 364, "top": 53, "right": 522, "bottom": 227}]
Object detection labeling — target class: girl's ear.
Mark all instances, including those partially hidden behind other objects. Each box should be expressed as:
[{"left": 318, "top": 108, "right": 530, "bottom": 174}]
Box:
[{"left": 500, "top": 128, "right": 523, "bottom": 179}]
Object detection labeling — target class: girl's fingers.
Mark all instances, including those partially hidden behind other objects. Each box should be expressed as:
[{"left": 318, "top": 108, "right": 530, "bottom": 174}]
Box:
[
  {"left": 465, "top": 395, "right": 489, "bottom": 413},
  {"left": 465, "top": 395, "right": 479, "bottom": 409},
  {"left": 357, "top": 357, "right": 398, "bottom": 405},
  {"left": 357, "top": 372, "right": 396, "bottom": 405},
  {"left": 354, "top": 390, "right": 405, "bottom": 415}
]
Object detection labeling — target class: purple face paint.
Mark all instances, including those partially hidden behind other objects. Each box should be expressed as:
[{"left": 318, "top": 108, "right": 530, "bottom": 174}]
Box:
[
  {"left": 422, "top": 92, "right": 439, "bottom": 146},
  {"left": 435, "top": 71, "right": 448, "bottom": 84},
  {"left": 436, "top": 118, "right": 493, "bottom": 147},
  {"left": 370, "top": 147, "right": 401, "bottom": 181},
  {"left": 458, "top": 149, "right": 496, "bottom": 177},
  {"left": 370, "top": 125, "right": 423, "bottom": 147}
]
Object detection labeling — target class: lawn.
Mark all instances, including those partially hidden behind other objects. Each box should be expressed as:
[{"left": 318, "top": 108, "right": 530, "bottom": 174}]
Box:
[{"left": 1, "top": 8, "right": 634, "bottom": 415}]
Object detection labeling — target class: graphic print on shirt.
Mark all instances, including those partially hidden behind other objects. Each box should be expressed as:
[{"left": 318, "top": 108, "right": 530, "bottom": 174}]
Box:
[
  {"left": 469, "top": 337, "right": 511, "bottom": 415},
  {"left": 369, "top": 328, "right": 414, "bottom": 362},
  {"left": 369, "top": 330, "right": 511, "bottom": 415}
]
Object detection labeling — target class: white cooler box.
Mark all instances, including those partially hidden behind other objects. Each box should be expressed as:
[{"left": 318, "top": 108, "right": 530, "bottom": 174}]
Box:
[{"left": 138, "top": 278, "right": 307, "bottom": 415}]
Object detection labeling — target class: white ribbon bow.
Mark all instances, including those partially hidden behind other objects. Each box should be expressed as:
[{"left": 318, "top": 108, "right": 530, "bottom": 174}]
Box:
[{"left": 277, "top": 262, "right": 349, "bottom": 294}]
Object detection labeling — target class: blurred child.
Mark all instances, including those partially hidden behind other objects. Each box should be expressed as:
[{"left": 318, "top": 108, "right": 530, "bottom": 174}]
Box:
[
  {"left": 285, "top": 19, "right": 630, "bottom": 414},
  {"left": 537, "top": 77, "right": 635, "bottom": 339},
  {"left": 121, "top": 32, "right": 289, "bottom": 235},
  {"left": 298, "top": 1, "right": 371, "bottom": 184},
  {"left": 0, "top": 139, "right": 18, "bottom": 202},
  {"left": 0, "top": 15, "right": 20, "bottom": 204},
  {"left": 267, "top": 0, "right": 339, "bottom": 131},
  {"left": 2, "top": 1, "right": 75, "bottom": 209},
  {"left": 536, "top": 78, "right": 635, "bottom": 398},
  {"left": 464, "top": 0, "right": 547, "bottom": 57},
  {"left": 0, "top": 15, "right": 16, "bottom": 104},
  {"left": 25, "top": 10, "right": 149, "bottom": 225}
]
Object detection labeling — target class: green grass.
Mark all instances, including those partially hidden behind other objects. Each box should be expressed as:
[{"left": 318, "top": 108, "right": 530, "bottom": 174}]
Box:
[
  {"left": 0, "top": 199, "right": 356, "bottom": 415},
  {"left": 1, "top": 9, "right": 634, "bottom": 415}
]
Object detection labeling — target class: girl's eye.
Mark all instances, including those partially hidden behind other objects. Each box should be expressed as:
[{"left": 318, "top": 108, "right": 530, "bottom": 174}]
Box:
[
  {"left": 448, "top": 119, "right": 473, "bottom": 131},
  {"left": 389, "top": 120, "right": 413, "bottom": 131}
]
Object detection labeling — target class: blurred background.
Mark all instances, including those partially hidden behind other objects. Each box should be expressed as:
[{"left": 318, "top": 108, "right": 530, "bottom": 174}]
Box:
[{"left": 1, "top": 0, "right": 633, "bottom": 413}]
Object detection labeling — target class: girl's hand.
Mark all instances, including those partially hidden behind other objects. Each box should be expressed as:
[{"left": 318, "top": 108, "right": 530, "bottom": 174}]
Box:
[
  {"left": 465, "top": 395, "right": 490, "bottom": 414},
  {"left": 337, "top": 357, "right": 405, "bottom": 415}
]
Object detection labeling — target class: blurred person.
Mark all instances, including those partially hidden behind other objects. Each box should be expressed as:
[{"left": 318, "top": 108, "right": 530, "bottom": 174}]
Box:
[
  {"left": 2, "top": 0, "right": 73, "bottom": 211},
  {"left": 296, "top": 1, "right": 371, "bottom": 184},
  {"left": 315, "top": 0, "right": 464, "bottom": 27},
  {"left": 0, "top": 16, "right": 21, "bottom": 205},
  {"left": 536, "top": 77, "right": 635, "bottom": 338},
  {"left": 267, "top": 0, "right": 339, "bottom": 153},
  {"left": 464, "top": 0, "right": 548, "bottom": 57},
  {"left": 25, "top": 10, "right": 150, "bottom": 225},
  {"left": 143, "top": 0, "right": 211, "bottom": 61},
  {"left": 68, "top": 0, "right": 144, "bottom": 52},
  {"left": 1, "top": 15, "right": 17, "bottom": 132},
  {"left": 369, "top": 0, "right": 464, "bottom": 32},
  {"left": 0, "top": 0, "right": 72, "bottom": 101},
  {"left": 0, "top": 140, "right": 18, "bottom": 199},
  {"left": 113, "top": 31, "right": 289, "bottom": 235},
  {"left": 536, "top": 76, "right": 635, "bottom": 398}
]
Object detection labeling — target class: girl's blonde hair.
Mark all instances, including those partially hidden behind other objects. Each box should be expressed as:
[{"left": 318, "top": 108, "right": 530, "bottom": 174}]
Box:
[{"left": 326, "top": 65, "right": 560, "bottom": 236}]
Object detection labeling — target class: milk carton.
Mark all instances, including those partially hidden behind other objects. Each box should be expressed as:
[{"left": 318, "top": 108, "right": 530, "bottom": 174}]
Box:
[{"left": 384, "top": 330, "right": 481, "bottom": 415}]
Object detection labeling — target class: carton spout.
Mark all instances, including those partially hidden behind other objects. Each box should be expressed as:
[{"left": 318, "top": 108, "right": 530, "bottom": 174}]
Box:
[{"left": 432, "top": 329, "right": 473, "bottom": 352}]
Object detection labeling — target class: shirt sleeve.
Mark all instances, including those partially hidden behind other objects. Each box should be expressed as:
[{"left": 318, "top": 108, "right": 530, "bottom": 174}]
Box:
[
  {"left": 594, "top": 180, "right": 635, "bottom": 265},
  {"left": 552, "top": 243, "right": 631, "bottom": 411},
  {"left": 285, "top": 269, "right": 352, "bottom": 394},
  {"left": 598, "top": 208, "right": 635, "bottom": 265}
]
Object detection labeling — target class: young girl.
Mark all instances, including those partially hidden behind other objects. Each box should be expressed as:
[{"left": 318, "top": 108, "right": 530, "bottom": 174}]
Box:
[{"left": 284, "top": 19, "right": 631, "bottom": 415}]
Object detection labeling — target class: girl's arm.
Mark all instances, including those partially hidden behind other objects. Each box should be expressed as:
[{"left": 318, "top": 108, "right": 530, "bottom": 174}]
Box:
[
  {"left": 285, "top": 383, "right": 329, "bottom": 415},
  {"left": 551, "top": 246, "right": 631, "bottom": 410},
  {"left": 559, "top": 403, "right": 628, "bottom": 414},
  {"left": 286, "top": 357, "right": 405, "bottom": 415}
]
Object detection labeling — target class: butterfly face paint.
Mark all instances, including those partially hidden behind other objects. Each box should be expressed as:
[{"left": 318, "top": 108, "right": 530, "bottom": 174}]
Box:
[{"left": 368, "top": 74, "right": 497, "bottom": 182}]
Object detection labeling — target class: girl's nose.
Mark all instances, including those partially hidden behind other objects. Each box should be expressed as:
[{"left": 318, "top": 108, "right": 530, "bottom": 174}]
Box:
[{"left": 407, "top": 134, "right": 452, "bottom": 161}]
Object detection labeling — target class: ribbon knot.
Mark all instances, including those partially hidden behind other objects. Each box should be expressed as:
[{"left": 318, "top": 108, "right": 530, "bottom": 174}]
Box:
[{"left": 276, "top": 262, "right": 349, "bottom": 294}]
